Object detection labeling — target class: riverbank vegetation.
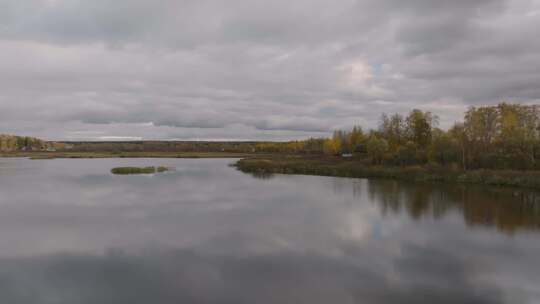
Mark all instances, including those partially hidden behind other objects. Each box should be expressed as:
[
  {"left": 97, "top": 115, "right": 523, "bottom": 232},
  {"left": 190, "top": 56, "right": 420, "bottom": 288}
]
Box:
[
  {"left": 252, "top": 103, "right": 540, "bottom": 171},
  {"left": 235, "top": 156, "right": 540, "bottom": 189},
  {"left": 0, "top": 135, "right": 50, "bottom": 152},
  {"left": 235, "top": 103, "right": 540, "bottom": 189}
]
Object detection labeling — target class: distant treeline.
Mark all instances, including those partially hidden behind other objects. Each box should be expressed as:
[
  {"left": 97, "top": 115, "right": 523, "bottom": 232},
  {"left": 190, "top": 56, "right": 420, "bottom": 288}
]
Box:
[
  {"left": 56, "top": 141, "right": 260, "bottom": 153},
  {"left": 0, "top": 134, "right": 48, "bottom": 152},
  {"left": 3, "top": 103, "right": 539, "bottom": 170},
  {"left": 253, "top": 103, "right": 540, "bottom": 170}
]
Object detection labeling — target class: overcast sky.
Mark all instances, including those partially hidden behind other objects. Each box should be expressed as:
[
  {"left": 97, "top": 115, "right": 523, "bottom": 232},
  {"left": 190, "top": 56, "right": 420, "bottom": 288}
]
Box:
[{"left": 1, "top": 0, "right": 539, "bottom": 141}]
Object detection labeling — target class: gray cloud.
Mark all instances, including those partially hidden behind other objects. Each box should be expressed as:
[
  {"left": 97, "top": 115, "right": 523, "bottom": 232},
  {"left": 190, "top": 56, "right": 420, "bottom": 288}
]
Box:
[{"left": 0, "top": 0, "right": 539, "bottom": 140}]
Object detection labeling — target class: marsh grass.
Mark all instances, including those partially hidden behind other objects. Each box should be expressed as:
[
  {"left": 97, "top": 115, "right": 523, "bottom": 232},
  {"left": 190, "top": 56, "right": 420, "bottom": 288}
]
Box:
[
  {"left": 111, "top": 166, "right": 169, "bottom": 175},
  {"left": 235, "top": 156, "right": 540, "bottom": 189}
]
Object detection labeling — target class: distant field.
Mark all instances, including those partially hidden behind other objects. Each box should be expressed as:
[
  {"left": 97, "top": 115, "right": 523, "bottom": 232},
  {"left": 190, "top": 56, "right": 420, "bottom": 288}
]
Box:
[{"left": 0, "top": 151, "right": 260, "bottom": 159}]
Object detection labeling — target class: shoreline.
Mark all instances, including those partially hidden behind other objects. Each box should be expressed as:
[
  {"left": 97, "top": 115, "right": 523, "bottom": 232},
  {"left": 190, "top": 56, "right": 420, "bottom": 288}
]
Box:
[
  {"left": 3, "top": 152, "right": 540, "bottom": 190},
  {"left": 234, "top": 156, "right": 540, "bottom": 190}
]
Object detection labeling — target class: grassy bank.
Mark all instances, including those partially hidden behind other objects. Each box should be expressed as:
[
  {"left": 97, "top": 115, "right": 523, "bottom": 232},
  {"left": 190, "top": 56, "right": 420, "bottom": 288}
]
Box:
[
  {"left": 111, "top": 166, "right": 169, "bottom": 175},
  {"left": 0, "top": 151, "right": 257, "bottom": 159},
  {"left": 234, "top": 156, "right": 540, "bottom": 189}
]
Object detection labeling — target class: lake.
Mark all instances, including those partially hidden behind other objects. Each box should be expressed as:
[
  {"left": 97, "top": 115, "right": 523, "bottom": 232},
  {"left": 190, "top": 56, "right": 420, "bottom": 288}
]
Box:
[{"left": 0, "top": 158, "right": 539, "bottom": 303}]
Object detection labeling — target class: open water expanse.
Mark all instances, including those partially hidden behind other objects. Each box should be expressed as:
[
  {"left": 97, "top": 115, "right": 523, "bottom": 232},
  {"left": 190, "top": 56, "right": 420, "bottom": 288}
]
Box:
[{"left": 0, "top": 158, "right": 539, "bottom": 303}]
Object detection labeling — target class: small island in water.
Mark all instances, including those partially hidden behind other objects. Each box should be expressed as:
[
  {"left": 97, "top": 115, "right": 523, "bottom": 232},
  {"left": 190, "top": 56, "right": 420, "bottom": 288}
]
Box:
[{"left": 111, "top": 166, "right": 169, "bottom": 175}]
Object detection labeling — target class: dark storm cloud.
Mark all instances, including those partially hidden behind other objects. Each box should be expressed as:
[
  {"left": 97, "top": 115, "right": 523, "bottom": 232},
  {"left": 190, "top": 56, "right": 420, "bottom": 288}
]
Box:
[{"left": 0, "top": 0, "right": 538, "bottom": 140}]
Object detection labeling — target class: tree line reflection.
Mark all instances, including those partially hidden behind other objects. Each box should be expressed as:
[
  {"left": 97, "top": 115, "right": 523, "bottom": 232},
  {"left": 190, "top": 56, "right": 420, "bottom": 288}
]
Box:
[
  {"left": 364, "top": 180, "right": 540, "bottom": 233},
  {"left": 249, "top": 172, "right": 540, "bottom": 233}
]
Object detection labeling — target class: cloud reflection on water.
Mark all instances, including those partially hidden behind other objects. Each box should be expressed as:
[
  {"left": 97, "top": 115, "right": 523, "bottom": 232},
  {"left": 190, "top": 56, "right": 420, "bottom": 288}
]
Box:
[{"left": 0, "top": 158, "right": 538, "bottom": 303}]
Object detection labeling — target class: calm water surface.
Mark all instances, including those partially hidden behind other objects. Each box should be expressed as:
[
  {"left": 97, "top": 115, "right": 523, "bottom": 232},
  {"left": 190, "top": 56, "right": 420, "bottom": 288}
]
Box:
[{"left": 0, "top": 158, "right": 539, "bottom": 303}]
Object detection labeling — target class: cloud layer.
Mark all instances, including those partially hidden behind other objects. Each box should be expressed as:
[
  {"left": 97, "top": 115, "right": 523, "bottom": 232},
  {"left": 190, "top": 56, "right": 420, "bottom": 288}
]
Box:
[{"left": 1, "top": 0, "right": 539, "bottom": 140}]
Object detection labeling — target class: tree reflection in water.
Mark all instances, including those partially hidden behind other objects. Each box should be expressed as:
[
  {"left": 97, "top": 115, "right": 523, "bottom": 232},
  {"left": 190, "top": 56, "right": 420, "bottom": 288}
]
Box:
[{"left": 365, "top": 180, "right": 540, "bottom": 233}]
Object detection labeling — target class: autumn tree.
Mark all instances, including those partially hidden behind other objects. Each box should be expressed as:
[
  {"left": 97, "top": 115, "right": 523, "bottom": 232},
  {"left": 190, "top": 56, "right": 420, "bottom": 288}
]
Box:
[
  {"left": 348, "top": 126, "right": 365, "bottom": 152},
  {"left": 429, "top": 128, "right": 460, "bottom": 166},
  {"left": 406, "top": 109, "right": 438, "bottom": 149},
  {"left": 379, "top": 113, "right": 406, "bottom": 152},
  {"left": 397, "top": 141, "right": 417, "bottom": 166},
  {"left": 497, "top": 103, "right": 540, "bottom": 168},
  {"left": 367, "top": 136, "right": 388, "bottom": 165}
]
